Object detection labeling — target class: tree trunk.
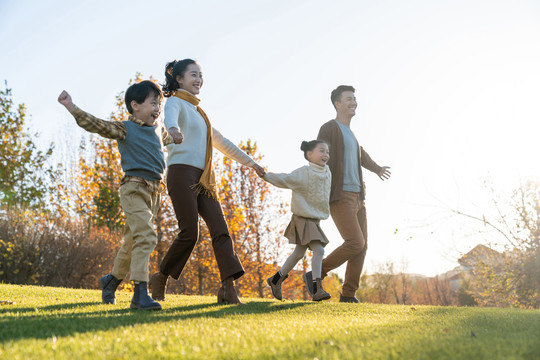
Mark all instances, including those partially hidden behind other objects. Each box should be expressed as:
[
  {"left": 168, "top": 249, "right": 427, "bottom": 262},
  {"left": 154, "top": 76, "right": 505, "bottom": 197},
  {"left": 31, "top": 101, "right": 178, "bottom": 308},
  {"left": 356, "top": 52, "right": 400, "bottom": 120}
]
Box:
[
  {"left": 425, "top": 279, "right": 433, "bottom": 304},
  {"left": 198, "top": 266, "right": 204, "bottom": 295}
]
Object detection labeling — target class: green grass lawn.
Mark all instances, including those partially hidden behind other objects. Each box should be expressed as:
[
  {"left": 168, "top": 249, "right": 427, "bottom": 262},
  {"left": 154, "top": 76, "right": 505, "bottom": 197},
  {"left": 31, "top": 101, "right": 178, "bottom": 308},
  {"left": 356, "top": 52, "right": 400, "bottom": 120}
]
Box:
[{"left": 0, "top": 284, "right": 539, "bottom": 359}]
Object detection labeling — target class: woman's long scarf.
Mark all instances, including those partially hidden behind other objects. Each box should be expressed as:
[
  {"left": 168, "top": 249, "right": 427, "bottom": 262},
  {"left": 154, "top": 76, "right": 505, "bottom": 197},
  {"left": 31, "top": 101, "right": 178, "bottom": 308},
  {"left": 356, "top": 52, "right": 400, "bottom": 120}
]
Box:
[{"left": 174, "top": 90, "right": 219, "bottom": 200}]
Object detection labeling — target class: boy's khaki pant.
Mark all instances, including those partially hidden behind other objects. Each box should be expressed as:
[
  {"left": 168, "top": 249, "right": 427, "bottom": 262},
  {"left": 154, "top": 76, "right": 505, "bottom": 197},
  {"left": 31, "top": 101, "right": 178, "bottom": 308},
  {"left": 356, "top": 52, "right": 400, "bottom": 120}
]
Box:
[
  {"left": 321, "top": 191, "right": 367, "bottom": 297},
  {"left": 112, "top": 181, "right": 160, "bottom": 282}
]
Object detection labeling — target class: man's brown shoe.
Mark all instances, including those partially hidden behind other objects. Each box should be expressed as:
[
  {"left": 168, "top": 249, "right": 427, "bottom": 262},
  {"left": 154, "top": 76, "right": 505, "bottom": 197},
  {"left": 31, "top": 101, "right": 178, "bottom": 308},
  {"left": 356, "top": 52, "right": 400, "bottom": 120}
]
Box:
[{"left": 149, "top": 272, "right": 168, "bottom": 301}]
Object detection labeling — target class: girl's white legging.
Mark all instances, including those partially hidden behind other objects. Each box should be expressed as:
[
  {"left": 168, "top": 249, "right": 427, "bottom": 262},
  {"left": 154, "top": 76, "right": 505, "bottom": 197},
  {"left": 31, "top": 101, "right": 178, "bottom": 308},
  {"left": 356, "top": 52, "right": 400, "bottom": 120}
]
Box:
[{"left": 279, "top": 241, "right": 325, "bottom": 279}]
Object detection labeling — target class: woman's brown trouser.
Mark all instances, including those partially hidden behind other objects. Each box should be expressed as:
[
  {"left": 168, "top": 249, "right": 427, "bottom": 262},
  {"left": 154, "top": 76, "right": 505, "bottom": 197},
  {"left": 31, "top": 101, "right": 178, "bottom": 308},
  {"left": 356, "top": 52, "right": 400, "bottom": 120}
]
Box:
[{"left": 159, "top": 164, "right": 244, "bottom": 281}]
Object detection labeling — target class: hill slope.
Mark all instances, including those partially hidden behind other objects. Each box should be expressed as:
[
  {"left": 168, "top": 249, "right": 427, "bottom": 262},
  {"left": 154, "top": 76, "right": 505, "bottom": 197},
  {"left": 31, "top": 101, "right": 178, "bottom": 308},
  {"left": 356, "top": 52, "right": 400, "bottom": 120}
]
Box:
[{"left": 0, "top": 284, "right": 539, "bottom": 359}]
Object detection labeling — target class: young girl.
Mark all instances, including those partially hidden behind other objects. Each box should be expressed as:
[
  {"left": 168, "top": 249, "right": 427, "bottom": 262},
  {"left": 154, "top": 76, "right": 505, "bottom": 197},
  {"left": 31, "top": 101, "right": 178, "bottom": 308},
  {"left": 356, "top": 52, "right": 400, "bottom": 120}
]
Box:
[
  {"left": 264, "top": 140, "right": 332, "bottom": 301},
  {"left": 149, "top": 58, "right": 265, "bottom": 305}
]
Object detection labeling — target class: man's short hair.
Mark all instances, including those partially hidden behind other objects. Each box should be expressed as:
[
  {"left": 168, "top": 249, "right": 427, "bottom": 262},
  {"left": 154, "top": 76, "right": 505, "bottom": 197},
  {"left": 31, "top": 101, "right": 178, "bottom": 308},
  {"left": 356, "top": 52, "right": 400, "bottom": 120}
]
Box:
[
  {"left": 331, "top": 85, "right": 355, "bottom": 109},
  {"left": 125, "top": 80, "right": 164, "bottom": 114}
]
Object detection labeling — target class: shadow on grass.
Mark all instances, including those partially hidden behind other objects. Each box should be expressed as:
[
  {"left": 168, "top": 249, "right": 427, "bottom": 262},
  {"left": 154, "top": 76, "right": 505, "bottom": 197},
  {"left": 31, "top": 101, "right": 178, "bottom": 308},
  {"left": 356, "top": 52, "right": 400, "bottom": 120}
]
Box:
[
  {"left": 0, "top": 299, "right": 313, "bottom": 342},
  {"left": 0, "top": 301, "right": 100, "bottom": 314}
]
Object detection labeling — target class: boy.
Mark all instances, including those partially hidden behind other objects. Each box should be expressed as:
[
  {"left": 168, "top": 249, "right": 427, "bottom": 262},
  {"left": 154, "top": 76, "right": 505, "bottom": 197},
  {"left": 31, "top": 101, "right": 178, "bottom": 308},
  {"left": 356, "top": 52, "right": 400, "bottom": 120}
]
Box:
[{"left": 58, "top": 80, "right": 180, "bottom": 310}]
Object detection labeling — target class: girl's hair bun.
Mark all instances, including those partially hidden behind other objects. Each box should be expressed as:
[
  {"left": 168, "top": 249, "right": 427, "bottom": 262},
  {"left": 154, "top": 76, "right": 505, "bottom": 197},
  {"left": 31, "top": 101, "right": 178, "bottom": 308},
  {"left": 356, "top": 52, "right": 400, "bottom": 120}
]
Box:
[{"left": 300, "top": 139, "right": 326, "bottom": 161}]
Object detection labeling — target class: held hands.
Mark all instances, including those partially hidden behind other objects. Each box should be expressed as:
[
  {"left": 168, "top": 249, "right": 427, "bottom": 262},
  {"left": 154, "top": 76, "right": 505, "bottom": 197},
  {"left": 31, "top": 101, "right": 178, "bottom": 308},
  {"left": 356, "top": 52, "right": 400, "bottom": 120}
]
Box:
[
  {"left": 57, "top": 90, "right": 75, "bottom": 111},
  {"left": 168, "top": 127, "right": 184, "bottom": 144},
  {"left": 252, "top": 163, "right": 266, "bottom": 178},
  {"left": 378, "top": 166, "right": 391, "bottom": 180}
]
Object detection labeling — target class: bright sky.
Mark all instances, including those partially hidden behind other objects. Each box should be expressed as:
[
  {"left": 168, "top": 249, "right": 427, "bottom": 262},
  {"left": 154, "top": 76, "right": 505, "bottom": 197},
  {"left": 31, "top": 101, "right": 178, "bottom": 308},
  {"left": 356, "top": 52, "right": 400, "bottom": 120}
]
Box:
[{"left": 1, "top": 0, "right": 539, "bottom": 277}]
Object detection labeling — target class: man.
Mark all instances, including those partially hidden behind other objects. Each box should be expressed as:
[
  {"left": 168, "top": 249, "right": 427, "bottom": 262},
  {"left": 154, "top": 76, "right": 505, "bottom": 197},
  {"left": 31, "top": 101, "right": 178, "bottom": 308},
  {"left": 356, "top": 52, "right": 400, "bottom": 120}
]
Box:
[{"left": 303, "top": 85, "right": 391, "bottom": 303}]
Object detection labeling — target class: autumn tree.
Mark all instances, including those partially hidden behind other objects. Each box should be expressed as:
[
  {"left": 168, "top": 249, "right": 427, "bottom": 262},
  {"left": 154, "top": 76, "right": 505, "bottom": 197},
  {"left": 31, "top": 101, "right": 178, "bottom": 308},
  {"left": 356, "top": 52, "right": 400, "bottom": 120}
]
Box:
[
  {"left": 0, "top": 84, "right": 56, "bottom": 209},
  {"left": 390, "top": 260, "right": 411, "bottom": 305},
  {"left": 355, "top": 261, "right": 458, "bottom": 306},
  {"left": 370, "top": 262, "right": 395, "bottom": 303}
]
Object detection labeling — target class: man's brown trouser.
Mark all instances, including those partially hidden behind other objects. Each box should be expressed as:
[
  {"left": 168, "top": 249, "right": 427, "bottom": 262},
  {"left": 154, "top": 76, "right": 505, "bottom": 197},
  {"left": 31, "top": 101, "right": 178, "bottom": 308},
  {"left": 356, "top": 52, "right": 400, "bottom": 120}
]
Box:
[{"left": 321, "top": 191, "right": 367, "bottom": 297}]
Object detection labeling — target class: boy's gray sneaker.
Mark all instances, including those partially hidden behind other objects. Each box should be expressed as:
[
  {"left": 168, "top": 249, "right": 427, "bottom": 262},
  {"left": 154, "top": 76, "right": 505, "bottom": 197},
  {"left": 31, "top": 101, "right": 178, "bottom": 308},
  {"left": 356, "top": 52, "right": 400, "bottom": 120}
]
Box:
[{"left": 302, "top": 271, "right": 314, "bottom": 296}]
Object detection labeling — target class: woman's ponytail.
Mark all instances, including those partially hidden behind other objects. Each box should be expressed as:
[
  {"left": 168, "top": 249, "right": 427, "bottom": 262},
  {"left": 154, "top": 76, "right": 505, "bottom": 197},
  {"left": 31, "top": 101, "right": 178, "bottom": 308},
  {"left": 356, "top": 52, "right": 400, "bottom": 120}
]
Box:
[
  {"left": 162, "top": 60, "right": 179, "bottom": 97},
  {"left": 162, "top": 58, "right": 197, "bottom": 97}
]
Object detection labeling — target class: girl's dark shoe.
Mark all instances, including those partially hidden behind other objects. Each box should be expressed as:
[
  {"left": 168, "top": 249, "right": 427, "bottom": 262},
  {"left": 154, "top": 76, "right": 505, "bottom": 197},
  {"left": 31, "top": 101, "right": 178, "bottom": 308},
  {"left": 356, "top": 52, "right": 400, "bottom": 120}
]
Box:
[
  {"left": 150, "top": 272, "right": 168, "bottom": 301},
  {"left": 303, "top": 271, "right": 314, "bottom": 296},
  {"left": 99, "top": 273, "right": 122, "bottom": 304},
  {"left": 312, "top": 278, "right": 331, "bottom": 301},
  {"left": 131, "top": 282, "right": 162, "bottom": 310},
  {"left": 217, "top": 276, "right": 245, "bottom": 305},
  {"left": 266, "top": 272, "right": 288, "bottom": 300}
]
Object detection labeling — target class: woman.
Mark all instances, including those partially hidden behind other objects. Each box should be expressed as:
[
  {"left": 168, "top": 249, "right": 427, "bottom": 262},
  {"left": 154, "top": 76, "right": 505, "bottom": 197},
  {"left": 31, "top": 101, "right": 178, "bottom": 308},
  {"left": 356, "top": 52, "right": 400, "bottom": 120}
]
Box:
[{"left": 150, "top": 59, "right": 265, "bottom": 304}]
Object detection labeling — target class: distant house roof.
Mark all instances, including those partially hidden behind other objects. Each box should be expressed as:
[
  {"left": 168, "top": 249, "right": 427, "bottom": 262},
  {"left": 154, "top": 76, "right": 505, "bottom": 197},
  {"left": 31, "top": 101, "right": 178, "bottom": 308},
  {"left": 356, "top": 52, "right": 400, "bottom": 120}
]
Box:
[
  {"left": 441, "top": 266, "right": 464, "bottom": 281},
  {"left": 458, "top": 244, "right": 502, "bottom": 268}
]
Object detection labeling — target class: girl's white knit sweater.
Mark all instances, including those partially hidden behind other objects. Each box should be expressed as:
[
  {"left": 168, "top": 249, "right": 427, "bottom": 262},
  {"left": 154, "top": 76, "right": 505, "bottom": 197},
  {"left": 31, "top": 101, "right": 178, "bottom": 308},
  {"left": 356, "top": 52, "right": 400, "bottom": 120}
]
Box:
[
  {"left": 263, "top": 162, "right": 331, "bottom": 220},
  {"left": 163, "top": 93, "right": 255, "bottom": 169}
]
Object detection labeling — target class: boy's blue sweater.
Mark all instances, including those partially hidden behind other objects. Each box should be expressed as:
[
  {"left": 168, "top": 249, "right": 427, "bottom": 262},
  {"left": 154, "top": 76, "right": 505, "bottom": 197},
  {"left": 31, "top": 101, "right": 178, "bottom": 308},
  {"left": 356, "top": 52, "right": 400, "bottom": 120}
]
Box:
[{"left": 117, "top": 121, "right": 166, "bottom": 181}]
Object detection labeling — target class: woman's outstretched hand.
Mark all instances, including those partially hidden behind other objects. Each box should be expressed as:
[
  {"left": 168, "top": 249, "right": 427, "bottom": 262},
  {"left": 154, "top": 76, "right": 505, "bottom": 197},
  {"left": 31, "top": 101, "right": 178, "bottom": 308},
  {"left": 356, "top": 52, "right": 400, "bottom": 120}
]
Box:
[{"left": 252, "top": 163, "right": 266, "bottom": 178}]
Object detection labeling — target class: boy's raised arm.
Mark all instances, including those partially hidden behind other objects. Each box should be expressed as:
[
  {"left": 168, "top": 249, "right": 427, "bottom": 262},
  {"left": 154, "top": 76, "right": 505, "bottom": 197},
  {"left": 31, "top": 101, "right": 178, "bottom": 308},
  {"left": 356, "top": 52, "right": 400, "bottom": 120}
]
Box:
[
  {"left": 58, "top": 90, "right": 76, "bottom": 112},
  {"left": 58, "top": 90, "right": 127, "bottom": 140}
]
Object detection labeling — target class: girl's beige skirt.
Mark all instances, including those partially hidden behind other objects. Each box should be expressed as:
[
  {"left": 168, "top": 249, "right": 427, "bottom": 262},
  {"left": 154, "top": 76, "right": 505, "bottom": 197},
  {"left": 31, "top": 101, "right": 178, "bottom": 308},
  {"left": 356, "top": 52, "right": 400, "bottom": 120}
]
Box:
[{"left": 284, "top": 215, "right": 329, "bottom": 247}]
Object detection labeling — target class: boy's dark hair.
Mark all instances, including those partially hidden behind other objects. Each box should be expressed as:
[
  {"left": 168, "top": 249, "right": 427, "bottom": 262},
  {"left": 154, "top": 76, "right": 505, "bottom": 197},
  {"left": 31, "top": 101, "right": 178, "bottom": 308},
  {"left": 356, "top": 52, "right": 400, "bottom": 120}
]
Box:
[
  {"left": 330, "top": 85, "right": 355, "bottom": 109},
  {"left": 300, "top": 140, "right": 326, "bottom": 161},
  {"left": 162, "top": 58, "right": 198, "bottom": 97},
  {"left": 125, "top": 80, "right": 163, "bottom": 114}
]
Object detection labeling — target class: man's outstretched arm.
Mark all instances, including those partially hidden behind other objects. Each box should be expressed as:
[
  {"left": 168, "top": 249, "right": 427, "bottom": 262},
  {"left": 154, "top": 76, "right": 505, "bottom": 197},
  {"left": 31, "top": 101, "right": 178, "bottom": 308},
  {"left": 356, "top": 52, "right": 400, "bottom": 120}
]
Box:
[{"left": 361, "top": 147, "right": 391, "bottom": 180}]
